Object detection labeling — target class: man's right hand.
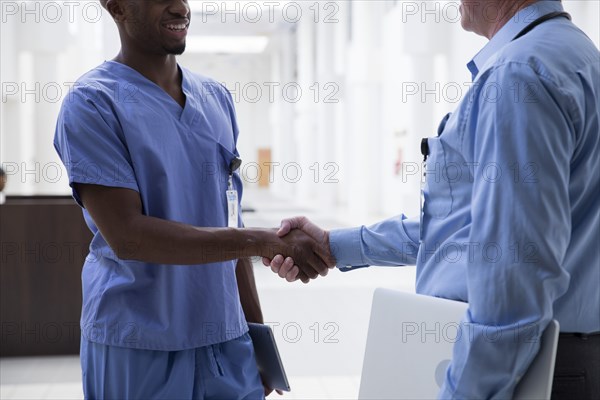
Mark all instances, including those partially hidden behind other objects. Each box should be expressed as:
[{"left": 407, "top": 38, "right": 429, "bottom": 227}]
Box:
[{"left": 262, "top": 217, "right": 336, "bottom": 283}]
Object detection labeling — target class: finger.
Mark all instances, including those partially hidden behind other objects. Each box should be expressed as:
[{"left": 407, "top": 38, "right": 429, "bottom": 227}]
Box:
[
  {"left": 285, "top": 266, "right": 300, "bottom": 282},
  {"left": 279, "top": 258, "right": 296, "bottom": 279},
  {"left": 314, "top": 246, "right": 335, "bottom": 268},
  {"left": 297, "top": 262, "right": 319, "bottom": 280},
  {"left": 311, "top": 252, "right": 329, "bottom": 277},
  {"left": 278, "top": 257, "right": 295, "bottom": 278},
  {"left": 276, "top": 389, "right": 284, "bottom": 395},
  {"left": 262, "top": 257, "right": 272, "bottom": 267},
  {"left": 307, "top": 251, "right": 329, "bottom": 277},
  {"left": 312, "top": 234, "right": 336, "bottom": 268},
  {"left": 264, "top": 386, "right": 273, "bottom": 397},
  {"left": 270, "top": 254, "right": 284, "bottom": 274},
  {"left": 276, "top": 220, "right": 292, "bottom": 237},
  {"left": 296, "top": 269, "right": 310, "bottom": 283},
  {"left": 270, "top": 254, "right": 284, "bottom": 268}
]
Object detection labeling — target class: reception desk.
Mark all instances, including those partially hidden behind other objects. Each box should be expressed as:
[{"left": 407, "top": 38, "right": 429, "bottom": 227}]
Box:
[{"left": 0, "top": 196, "right": 92, "bottom": 356}]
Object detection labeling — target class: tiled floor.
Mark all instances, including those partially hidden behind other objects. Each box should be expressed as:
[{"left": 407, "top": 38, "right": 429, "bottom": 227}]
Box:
[
  {"left": 0, "top": 356, "right": 83, "bottom": 399},
  {"left": 1, "top": 189, "right": 416, "bottom": 399}
]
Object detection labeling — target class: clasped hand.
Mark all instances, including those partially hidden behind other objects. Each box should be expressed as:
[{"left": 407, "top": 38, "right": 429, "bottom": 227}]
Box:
[{"left": 262, "top": 217, "right": 336, "bottom": 283}]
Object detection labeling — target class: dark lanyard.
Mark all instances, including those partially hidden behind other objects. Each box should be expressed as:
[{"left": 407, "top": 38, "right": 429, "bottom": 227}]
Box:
[{"left": 513, "top": 11, "right": 571, "bottom": 41}]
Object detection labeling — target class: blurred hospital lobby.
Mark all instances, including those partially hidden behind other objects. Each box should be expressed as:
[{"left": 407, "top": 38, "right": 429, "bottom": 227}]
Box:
[{"left": 1, "top": 1, "right": 599, "bottom": 399}]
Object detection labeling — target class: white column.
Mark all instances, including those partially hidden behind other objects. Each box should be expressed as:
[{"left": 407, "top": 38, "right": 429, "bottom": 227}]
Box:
[
  {"left": 1, "top": 13, "right": 19, "bottom": 195},
  {"left": 270, "top": 29, "right": 298, "bottom": 196},
  {"left": 2, "top": 2, "right": 80, "bottom": 195},
  {"left": 314, "top": 14, "right": 338, "bottom": 210},
  {"left": 32, "top": 53, "right": 65, "bottom": 195},
  {"left": 292, "top": 8, "right": 317, "bottom": 204},
  {"left": 383, "top": 2, "right": 454, "bottom": 217},
  {"left": 343, "top": 0, "right": 386, "bottom": 223},
  {"left": 331, "top": 1, "right": 350, "bottom": 212}
]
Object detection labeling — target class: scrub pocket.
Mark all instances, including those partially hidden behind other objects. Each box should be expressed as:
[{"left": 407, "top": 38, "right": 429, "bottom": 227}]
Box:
[
  {"left": 215, "top": 141, "right": 238, "bottom": 186},
  {"left": 217, "top": 141, "right": 239, "bottom": 174}
]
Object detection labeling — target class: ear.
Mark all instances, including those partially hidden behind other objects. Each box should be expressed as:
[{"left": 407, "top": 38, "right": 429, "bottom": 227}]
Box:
[{"left": 105, "top": 0, "right": 126, "bottom": 22}]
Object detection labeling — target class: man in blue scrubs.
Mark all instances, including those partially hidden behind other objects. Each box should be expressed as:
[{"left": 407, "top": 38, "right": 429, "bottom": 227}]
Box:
[
  {"left": 53, "top": 0, "right": 331, "bottom": 398},
  {"left": 266, "top": 0, "right": 599, "bottom": 398}
]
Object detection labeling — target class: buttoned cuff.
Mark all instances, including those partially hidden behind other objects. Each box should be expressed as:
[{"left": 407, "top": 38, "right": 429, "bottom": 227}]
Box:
[{"left": 329, "top": 227, "right": 369, "bottom": 272}]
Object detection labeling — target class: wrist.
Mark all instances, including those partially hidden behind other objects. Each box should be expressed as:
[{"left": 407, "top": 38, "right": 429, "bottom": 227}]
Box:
[
  {"left": 237, "top": 228, "right": 279, "bottom": 258},
  {"left": 324, "top": 230, "right": 336, "bottom": 266}
]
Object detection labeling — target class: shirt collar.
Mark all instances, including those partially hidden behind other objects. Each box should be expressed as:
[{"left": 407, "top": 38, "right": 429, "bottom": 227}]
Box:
[{"left": 467, "top": 0, "right": 565, "bottom": 80}]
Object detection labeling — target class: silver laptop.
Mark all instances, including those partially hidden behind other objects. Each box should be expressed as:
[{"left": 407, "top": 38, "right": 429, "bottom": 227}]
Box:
[{"left": 359, "top": 288, "right": 560, "bottom": 400}]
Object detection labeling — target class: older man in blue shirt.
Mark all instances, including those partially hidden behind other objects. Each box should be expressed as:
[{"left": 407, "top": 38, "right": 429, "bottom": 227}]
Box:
[{"left": 266, "top": 0, "right": 600, "bottom": 398}]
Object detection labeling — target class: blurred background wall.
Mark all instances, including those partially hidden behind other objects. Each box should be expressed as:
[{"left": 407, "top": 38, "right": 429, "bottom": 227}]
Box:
[{"left": 1, "top": 0, "right": 599, "bottom": 224}]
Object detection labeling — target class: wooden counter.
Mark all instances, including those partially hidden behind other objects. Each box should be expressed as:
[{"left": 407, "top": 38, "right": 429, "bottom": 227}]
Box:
[{"left": 1, "top": 196, "right": 92, "bottom": 356}]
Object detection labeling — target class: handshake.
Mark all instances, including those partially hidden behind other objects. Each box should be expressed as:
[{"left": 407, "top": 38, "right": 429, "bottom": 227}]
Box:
[{"left": 260, "top": 216, "right": 336, "bottom": 283}]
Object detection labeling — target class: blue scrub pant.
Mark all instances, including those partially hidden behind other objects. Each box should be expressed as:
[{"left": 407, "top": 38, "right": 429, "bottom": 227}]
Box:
[{"left": 80, "top": 333, "right": 264, "bottom": 400}]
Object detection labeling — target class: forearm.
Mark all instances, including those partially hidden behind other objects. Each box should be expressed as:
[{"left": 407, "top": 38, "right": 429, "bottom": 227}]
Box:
[
  {"left": 236, "top": 258, "right": 264, "bottom": 324},
  {"left": 331, "top": 214, "right": 420, "bottom": 269},
  {"left": 113, "top": 214, "right": 277, "bottom": 265}
]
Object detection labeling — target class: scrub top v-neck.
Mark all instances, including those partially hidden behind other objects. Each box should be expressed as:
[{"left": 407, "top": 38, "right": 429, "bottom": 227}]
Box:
[{"left": 104, "top": 61, "right": 198, "bottom": 125}]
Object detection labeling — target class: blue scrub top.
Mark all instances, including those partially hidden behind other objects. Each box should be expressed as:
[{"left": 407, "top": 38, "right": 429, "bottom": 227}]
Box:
[{"left": 54, "top": 61, "right": 247, "bottom": 350}]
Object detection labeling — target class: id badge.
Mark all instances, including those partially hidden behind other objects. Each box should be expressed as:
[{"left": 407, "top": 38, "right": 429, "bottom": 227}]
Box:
[
  {"left": 227, "top": 189, "right": 239, "bottom": 228},
  {"left": 226, "top": 159, "right": 242, "bottom": 228}
]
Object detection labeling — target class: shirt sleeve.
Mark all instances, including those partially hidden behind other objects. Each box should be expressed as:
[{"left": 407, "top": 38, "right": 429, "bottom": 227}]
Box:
[
  {"left": 439, "top": 63, "right": 572, "bottom": 399},
  {"left": 53, "top": 88, "right": 139, "bottom": 207},
  {"left": 329, "top": 214, "right": 420, "bottom": 270}
]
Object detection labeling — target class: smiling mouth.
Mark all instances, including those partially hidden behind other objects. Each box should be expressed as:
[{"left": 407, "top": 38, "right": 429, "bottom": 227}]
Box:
[{"left": 164, "top": 23, "right": 189, "bottom": 32}]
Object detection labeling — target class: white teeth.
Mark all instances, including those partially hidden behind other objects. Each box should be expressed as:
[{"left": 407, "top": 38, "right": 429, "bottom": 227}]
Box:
[{"left": 166, "top": 24, "right": 186, "bottom": 31}]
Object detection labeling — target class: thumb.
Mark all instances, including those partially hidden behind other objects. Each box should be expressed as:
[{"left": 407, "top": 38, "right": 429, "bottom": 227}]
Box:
[
  {"left": 276, "top": 216, "right": 306, "bottom": 237},
  {"left": 276, "top": 220, "right": 292, "bottom": 237}
]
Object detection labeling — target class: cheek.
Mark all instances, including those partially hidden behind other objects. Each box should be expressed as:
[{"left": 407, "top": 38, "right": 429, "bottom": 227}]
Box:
[
  {"left": 125, "top": 16, "right": 152, "bottom": 39},
  {"left": 459, "top": 0, "right": 484, "bottom": 26},
  {"left": 123, "top": 4, "right": 154, "bottom": 36},
  {"left": 459, "top": 2, "right": 470, "bottom": 25}
]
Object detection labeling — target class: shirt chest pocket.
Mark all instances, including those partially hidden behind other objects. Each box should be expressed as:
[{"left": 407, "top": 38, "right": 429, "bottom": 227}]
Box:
[{"left": 423, "top": 136, "right": 453, "bottom": 219}]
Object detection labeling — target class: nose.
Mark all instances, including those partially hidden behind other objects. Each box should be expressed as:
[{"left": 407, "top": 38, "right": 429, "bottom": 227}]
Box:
[{"left": 168, "top": 0, "right": 190, "bottom": 18}]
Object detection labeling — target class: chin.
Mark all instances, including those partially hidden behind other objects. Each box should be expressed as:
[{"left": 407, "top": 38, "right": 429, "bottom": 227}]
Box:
[
  {"left": 166, "top": 44, "right": 186, "bottom": 55},
  {"left": 460, "top": 18, "right": 470, "bottom": 32}
]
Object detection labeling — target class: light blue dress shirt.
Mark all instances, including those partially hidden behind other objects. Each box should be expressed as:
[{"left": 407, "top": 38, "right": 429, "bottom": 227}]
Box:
[
  {"left": 54, "top": 61, "right": 248, "bottom": 351},
  {"left": 330, "top": 1, "right": 600, "bottom": 398}
]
